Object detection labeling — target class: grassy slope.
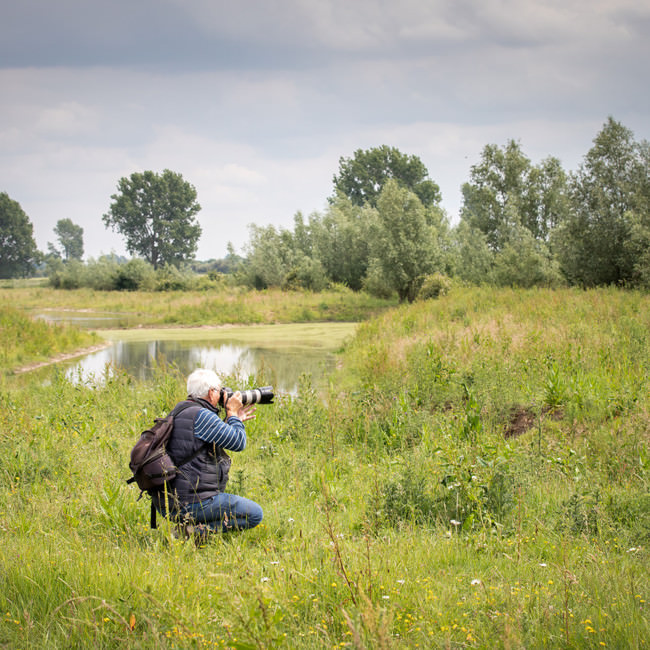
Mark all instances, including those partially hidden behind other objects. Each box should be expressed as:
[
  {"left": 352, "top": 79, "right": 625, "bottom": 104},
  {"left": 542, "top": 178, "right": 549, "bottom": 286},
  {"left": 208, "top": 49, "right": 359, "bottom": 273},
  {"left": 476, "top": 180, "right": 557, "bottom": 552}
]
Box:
[
  {"left": 0, "top": 287, "right": 648, "bottom": 648},
  {"left": 0, "top": 307, "right": 101, "bottom": 374}
]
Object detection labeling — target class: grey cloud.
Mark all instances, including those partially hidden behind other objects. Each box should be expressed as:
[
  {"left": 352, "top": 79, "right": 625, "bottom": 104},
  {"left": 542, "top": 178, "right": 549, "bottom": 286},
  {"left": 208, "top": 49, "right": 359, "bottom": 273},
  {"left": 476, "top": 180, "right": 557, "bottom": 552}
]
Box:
[
  {"left": 1, "top": 0, "right": 648, "bottom": 261},
  {"left": 2, "top": 0, "right": 281, "bottom": 69},
  {"left": 3, "top": 0, "right": 648, "bottom": 75}
]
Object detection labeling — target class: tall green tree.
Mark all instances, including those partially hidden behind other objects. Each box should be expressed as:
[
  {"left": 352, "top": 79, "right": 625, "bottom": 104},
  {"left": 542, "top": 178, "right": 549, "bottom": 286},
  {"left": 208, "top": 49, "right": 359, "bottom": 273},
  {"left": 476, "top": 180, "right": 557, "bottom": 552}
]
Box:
[
  {"left": 243, "top": 223, "right": 296, "bottom": 289},
  {"left": 492, "top": 220, "right": 563, "bottom": 288},
  {"left": 332, "top": 145, "right": 441, "bottom": 209},
  {"left": 103, "top": 170, "right": 202, "bottom": 269},
  {"left": 553, "top": 117, "right": 650, "bottom": 286},
  {"left": 623, "top": 139, "right": 650, "bottom": 286},
  {"left": 461, "top": 140, "right": 569, "bottom": 252},
  {"left": 311, "top": 194, "right": 373, "bottom": 291},
  {"left": 449, "top": 220, "right": 494, "bottom": 285},
  {"left": 50, "top": 218, "right": 84, "bottom": 261},
  {"left": 368, "top": 179, "right": 440, "bottom": 302},
  {"left": 521, "top": 156, "right": 571, "bottom": 241},
  {"left": 0, "top": 192, "right": 39, "bottom": 278}
]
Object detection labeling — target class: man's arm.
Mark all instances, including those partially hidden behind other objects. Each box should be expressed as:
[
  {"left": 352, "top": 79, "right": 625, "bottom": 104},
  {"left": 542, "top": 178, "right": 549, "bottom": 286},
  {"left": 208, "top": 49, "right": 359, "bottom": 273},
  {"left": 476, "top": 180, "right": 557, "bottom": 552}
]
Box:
[{"left": 193, "top": 409, "right": 246, "bottom": 451}]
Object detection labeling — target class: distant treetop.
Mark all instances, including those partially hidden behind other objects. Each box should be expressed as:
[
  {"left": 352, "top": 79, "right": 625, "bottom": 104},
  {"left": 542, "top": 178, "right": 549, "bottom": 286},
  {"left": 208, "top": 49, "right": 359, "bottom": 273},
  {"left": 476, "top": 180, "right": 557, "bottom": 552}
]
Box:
[{"left": 332, "top": 145, "right": 441, "bottom": 208}]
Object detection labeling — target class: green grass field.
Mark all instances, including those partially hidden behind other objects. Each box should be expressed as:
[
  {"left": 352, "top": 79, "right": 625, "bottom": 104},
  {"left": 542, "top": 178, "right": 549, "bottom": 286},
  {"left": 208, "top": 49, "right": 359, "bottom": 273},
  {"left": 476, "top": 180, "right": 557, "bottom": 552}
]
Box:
[
  {"left": 0, "top": 287, "right": 648, "bottom": 648},
  {"left": 0, "top": 286, "right": 394, "bottom": 330},
  {"left": 96, "top": 322, "right": 357, "bottom": 351}
]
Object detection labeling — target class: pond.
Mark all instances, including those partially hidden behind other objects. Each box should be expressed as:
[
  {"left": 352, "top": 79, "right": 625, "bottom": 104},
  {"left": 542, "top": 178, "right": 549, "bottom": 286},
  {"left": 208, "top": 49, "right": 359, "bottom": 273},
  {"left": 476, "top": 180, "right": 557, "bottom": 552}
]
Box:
[{"left": 63, "top": 322, "right": 357, "bottom": 395}]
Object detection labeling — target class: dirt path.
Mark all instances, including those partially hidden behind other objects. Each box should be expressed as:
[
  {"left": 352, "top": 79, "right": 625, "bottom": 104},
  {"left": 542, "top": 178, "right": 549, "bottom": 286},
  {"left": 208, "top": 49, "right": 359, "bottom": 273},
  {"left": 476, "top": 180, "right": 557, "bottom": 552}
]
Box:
[{"left": 13, "top": 342, "right": 113, "bottom": 375}]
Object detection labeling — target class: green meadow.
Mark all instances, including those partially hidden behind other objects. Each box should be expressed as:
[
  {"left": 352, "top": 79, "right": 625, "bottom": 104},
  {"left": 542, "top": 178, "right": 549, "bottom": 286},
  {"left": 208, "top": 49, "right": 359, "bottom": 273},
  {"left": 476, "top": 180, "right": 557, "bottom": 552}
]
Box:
[
  {"left": 0, "top": 287, "right": 648, "bottom": 648},
  {"left": 0, "top": 286, "right": 393, "bottom": 329}
]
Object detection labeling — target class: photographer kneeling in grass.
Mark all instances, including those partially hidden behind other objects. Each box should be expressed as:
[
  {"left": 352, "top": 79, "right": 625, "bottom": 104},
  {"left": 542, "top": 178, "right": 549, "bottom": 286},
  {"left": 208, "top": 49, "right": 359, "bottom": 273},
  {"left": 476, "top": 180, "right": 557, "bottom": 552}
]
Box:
[{"left": 154, "top": 368, "right": 262, "bottom": 537}]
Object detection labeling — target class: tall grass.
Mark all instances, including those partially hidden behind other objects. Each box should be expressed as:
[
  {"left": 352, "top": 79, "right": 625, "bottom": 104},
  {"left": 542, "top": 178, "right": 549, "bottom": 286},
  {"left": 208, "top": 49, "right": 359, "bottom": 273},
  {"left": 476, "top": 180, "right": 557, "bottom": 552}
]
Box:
[
  {"left": 0, "top": 307, "right": 100, "bottom": 373},
  {"left": 0, "top": 286, "right": 395, "bottom": 328},
  {"left": 0, "top": 287, "right": 648, "bottom": 648}
]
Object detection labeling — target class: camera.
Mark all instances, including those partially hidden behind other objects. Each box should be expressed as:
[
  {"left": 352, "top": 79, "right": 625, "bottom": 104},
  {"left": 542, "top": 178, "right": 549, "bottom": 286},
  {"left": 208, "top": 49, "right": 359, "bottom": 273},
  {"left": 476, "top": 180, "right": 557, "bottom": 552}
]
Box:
[{"left": 220, "top": 386, "right": 274, "bottom": 406}]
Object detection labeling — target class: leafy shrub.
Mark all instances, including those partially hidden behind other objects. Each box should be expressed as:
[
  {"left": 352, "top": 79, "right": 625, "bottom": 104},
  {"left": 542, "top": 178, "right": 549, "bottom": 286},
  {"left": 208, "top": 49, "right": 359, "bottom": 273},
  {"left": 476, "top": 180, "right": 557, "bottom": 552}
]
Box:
[
  {"left": 362, "top": 259, "right": 396, "bottom": 299},
  {"left": 449, "top": 220, "right": 495, "bottom": 285},
  {"left": 113, "top": 258, "right": 155, "bottom": 290},
  {"left": 48, "top": 258, "right": 84, "bottom": 289},
  {"left": 48, "top": 255, "right": 121, "bottom": 290},
  {"left": 47, "top": 256, "right": 223, "bottom": 292},
  {"left": 154, "top": 264, "right": 197, "bottom": 291},
  {"left": 85, "top": 255, "right": 121, "bottom": 290},
  {"left": 492, "top": 225, "right": 564, "bottom": 288},
  {"left": 153, "top": 264, "right": 187, "bottom": 290},
  {"left": 195, "top": 272, "right": 229, "bottom": 291},
  {"left": 282, "top": 257, "right": 329, "bottom": 292},
  {"left": 625, "top": 213, "right": 650, "bottom": 288},
  {"left": 417, "top": 273, "right": 452, "bottom": 300}
]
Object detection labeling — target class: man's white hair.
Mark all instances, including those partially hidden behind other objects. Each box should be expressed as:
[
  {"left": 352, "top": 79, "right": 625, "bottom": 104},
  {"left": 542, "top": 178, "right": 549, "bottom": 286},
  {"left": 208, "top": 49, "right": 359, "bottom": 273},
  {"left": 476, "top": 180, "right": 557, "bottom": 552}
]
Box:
[{"left": 187, "top": 368, "right": 221, "bottom": 399}]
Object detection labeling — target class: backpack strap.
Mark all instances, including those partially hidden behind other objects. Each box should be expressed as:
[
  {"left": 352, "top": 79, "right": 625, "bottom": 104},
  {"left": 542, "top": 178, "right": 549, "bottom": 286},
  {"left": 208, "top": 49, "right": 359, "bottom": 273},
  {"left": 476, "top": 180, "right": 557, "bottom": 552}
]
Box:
[
  {"left": 169, "top": 401, "right": 197, "bottom": 419},
  {"left": 126, "top": 402, "right": 197, "bottom": 486}
]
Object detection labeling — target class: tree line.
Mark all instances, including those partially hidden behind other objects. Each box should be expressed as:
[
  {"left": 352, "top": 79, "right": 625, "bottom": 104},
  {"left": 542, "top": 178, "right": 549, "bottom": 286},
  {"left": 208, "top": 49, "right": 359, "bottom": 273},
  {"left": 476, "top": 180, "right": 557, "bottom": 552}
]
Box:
[{"left": 1, "top": 117, "right": 648, "bottom": 297}]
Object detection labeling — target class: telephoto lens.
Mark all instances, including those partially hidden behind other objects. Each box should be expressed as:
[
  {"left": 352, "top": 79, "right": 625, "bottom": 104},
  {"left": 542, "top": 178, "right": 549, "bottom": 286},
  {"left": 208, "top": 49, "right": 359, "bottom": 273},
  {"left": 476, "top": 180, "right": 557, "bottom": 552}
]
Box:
[{"left": 221, "top": 386, "right": 274, "bottom": 406}]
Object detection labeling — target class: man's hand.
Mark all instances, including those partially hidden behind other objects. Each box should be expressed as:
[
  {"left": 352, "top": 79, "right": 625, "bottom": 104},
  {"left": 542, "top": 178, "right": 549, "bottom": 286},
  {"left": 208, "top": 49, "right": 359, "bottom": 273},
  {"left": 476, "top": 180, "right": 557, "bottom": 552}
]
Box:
[{"left": 225, "top": 391, "right": 257, "bottom": 422}]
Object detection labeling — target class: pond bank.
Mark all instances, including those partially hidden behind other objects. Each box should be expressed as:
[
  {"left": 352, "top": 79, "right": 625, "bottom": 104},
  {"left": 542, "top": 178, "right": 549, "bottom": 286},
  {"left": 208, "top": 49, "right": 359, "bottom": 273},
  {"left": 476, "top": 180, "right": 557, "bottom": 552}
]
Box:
[
  {"left": 13, "top": 322, "right": 358, "bottom": 376},
  {"left": 13, "top": 342, "right": 113, "bottom": 374}
]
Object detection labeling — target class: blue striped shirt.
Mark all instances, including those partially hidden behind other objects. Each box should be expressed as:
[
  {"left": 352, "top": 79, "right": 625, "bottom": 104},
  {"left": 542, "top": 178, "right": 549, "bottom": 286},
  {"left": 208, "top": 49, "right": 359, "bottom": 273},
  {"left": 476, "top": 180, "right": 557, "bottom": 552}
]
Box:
[{"left": 193, "top": 409, "right": 247, "bottom": 451}]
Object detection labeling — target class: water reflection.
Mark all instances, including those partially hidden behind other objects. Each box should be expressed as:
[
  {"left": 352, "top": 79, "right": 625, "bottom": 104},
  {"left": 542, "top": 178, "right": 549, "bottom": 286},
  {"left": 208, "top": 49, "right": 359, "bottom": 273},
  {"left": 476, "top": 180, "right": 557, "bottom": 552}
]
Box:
[{"left": 66, "top": 338, "right": 335, "bottom": 394}]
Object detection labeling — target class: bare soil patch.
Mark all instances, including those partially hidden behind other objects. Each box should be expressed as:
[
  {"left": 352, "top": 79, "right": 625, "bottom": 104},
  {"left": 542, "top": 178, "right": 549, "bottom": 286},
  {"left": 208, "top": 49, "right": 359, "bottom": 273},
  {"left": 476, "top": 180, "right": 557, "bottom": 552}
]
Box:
[{"left": 504, "top": 405, "right": 563, "bottom": 438}]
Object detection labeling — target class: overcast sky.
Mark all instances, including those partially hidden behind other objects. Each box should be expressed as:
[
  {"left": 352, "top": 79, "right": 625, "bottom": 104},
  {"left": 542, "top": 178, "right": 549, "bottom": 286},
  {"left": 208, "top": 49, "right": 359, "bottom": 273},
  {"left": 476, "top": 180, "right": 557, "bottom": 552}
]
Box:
[{"left": 2, "top": 0, "right": 649, "bottom": 261}]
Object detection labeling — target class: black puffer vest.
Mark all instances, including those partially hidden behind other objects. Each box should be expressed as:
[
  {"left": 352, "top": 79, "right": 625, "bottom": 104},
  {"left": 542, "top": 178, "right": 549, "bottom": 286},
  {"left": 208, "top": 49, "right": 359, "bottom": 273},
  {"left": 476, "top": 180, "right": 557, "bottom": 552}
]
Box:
[{"left": 154, "top": 398, "right": 232, "bottom": 511}]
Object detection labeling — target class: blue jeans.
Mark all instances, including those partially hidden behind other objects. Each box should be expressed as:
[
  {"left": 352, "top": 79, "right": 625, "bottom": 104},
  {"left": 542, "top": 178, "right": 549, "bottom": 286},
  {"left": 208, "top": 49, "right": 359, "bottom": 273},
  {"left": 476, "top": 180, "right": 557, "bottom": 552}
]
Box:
[{"left": 178, "top": 493, "right": 263, "bottom": 533}]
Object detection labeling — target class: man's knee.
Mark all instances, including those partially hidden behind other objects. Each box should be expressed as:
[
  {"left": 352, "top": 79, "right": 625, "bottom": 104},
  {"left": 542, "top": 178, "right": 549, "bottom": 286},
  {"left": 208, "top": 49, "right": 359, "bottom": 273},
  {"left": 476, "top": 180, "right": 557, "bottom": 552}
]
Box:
[{"left": 248, "top": 504, "right": 263, "bottom": 528}]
